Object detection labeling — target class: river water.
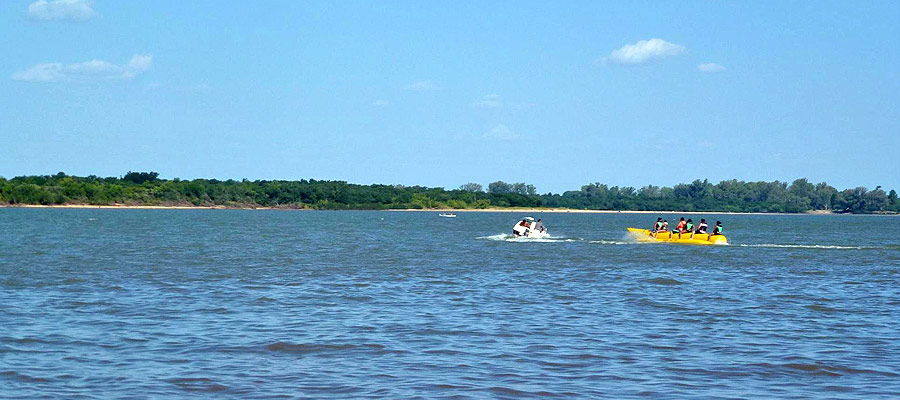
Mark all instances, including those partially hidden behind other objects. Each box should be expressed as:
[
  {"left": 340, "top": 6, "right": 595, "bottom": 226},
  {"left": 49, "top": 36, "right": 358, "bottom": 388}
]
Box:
[{"left": 2, "top": 209, "right": 899, "bottom": 399}]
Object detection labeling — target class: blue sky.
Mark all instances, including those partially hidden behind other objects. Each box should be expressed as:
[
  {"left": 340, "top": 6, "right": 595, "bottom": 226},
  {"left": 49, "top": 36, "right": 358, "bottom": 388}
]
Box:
[{"left": 2, "top": 1, "right": 898, "bottom": 193}]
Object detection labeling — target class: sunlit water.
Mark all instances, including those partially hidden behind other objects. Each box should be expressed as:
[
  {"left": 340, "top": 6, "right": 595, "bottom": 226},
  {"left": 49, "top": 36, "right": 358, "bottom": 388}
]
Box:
[{"left": 2, "top": 209, "right": 899, "bottom": 398}]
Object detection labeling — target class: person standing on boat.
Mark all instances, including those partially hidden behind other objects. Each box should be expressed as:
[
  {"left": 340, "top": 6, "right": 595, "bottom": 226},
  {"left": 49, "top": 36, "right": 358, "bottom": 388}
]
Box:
[{"left": 711, "top": 221, "right": 723, "bottom": 236}]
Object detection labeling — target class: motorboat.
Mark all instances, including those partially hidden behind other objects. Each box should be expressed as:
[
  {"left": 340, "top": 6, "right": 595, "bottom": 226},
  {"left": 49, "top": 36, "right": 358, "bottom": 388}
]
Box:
[
  {"left": 438, "top": 212, "right": 457, "bottom": 218},
  {"left": 512, "top": 217, "right": 549, "bottom": 239}
]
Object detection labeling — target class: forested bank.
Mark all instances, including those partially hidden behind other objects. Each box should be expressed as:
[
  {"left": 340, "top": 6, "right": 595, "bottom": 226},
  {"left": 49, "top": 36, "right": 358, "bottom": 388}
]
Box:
[{"left": 1, "top": 172, "right": 897, "bottom": 214}]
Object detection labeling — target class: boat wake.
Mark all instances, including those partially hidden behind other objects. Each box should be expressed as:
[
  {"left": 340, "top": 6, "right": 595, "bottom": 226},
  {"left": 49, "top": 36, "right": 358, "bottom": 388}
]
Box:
[
  {"left": 737, "top": 243, "right": 872, "bottom": 250},
  {"left": 588, "top": 239, "right": 636, "bottom": 245},
  {"left": 478, "top": 234, "right": 581, "bottom": 243}
]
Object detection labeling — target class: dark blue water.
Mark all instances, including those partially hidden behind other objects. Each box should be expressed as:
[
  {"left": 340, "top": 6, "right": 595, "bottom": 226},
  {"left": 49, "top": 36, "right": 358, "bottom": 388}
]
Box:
[{"left": 2, "top": 209, "right": 899, "bottom": 399}]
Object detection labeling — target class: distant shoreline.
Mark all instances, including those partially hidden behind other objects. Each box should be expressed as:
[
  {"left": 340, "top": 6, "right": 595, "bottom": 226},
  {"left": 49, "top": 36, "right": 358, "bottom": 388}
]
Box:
[
  {"left": 0, "top": 203, "right": 859, "bottom": 216},
  {"left": 390, "top": 208, "right": 834, "bottom": 216},
  {"left": 1, "top": 204, "right": 292, "bottom": 210}
]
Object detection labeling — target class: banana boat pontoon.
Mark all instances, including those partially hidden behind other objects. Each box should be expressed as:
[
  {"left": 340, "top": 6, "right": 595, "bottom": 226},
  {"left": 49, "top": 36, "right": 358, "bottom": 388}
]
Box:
[{"left": 627, "top": 228, "right": 727, "bottom": 245}]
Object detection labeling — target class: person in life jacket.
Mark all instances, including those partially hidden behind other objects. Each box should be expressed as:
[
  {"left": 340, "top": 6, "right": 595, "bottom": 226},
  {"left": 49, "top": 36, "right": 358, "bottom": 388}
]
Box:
[
  {"left": 685, "top": 219, "right": 694, "bottom": 233},
  {"left": 711, "top": 221, "right": 723, "bottom": 236},
  {"left": 675, "top": 217, "right": 687, "bottom": 238},
  {"left": 691, "top": 218, "right": 708, "bottom": 239},
  {"left": 651, "top": 217, "right": 663, "bottom": 237}
]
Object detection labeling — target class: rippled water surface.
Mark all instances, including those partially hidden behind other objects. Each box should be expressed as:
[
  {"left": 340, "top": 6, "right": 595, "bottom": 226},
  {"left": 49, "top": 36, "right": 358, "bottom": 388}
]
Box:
[{"left": 2, "top": 209, "right": 899, "bottom": 398}]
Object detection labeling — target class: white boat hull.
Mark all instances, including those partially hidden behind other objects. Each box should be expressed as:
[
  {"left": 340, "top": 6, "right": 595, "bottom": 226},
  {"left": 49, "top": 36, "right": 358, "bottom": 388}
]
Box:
[
  {"left": 512, "top": 218, "right": 548, "bottom": 239},
  {"left": 519, "top": 230, "right": 550, "bottom": 239}
]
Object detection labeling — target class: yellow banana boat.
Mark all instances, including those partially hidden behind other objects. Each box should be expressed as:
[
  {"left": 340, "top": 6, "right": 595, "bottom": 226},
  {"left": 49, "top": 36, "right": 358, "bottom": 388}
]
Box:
[{"left": 627, "top": 228, "right": 728, "bottom": 245}]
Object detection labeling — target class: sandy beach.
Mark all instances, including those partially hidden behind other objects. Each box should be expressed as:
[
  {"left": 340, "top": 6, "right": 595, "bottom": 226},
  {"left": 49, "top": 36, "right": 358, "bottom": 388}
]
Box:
[
  {"left": 1, "top": 203, "right": 837, "bottom": 215},
  {"left": 391, "top": 208, "right": 831, "bottom": 216}
]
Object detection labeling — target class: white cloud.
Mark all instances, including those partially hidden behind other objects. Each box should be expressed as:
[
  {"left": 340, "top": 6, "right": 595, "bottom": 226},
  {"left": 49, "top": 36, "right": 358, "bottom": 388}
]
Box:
[
  {"left": 12, "top": 54, "right": 152, "bottom": 83},
  {"left": 482, "top": 124, "right": 520, "bottom": 140},
  {"left": 126, "top": 54, "right": 152, "bottom": 74},
  {"left": 27, "top": 0, "right": 96, "bottom": 21},
  {"left": 697, "top": 63, "right": 726, "bottom": 72},
  {"left": 403, "top": 81, "right": 440, "bottom": 91},
  {"left": 605, "top": 38, "right": 685, "bottom": 65},
  {"left": 372, "top": 99, "right": 389, "bottom": 106},
  {"left": 471, "top": 94, "right": 503, "bottom": 108}
]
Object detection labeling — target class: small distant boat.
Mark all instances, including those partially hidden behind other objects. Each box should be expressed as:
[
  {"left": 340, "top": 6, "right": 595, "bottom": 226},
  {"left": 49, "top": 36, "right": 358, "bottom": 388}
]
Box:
[
  {"left": 512, "top": 217, "right": 549, "bottom": 239},
  {"left": 627, "top": 228, "right": 727, "bottom": 245},
  {"left": 438, "top": 212, "right": 457, "bottom": 218}
]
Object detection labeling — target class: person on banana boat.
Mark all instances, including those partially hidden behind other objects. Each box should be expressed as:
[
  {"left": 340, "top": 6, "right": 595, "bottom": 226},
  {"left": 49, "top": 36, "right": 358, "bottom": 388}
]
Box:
[
  {"left": 675, "top": 217, "right": 688, "bottom": 238},
  {"left": 651, "top": 217, "right": 663, "bottom": 237},
  {"left": 711, "top": 221, "right": 724, "bottom": 236},
  {"left": 653, "top": 219, "right": 671, "bottom": 238},
  {"left": 691, "top": 218, "right": 708, "bottom": 239}
]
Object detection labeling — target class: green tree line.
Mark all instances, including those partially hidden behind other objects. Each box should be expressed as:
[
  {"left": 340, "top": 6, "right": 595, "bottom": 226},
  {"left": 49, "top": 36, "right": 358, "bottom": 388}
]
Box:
[{"left": 0, "top": 172, "right": 897, "bottom": 214}]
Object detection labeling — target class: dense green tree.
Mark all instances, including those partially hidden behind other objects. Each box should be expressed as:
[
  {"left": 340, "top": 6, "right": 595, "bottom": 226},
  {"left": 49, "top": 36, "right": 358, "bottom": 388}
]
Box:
[
  {"left": 0, "top": 172, "right": 895, "bottom": 214},
  {"left": 459, "top": 183, "right": 483, "bottom": 192},
  {"left": 488, "top": 181, "right": 512, "bottom": 194}
]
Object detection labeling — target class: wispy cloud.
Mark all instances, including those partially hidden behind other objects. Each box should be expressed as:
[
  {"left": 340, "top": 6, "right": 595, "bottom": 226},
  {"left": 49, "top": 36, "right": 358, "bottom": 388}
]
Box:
[
  {"left": 27, "top": 0, "right": 96, "bottom": 21},
  {"left": 372, "top": 99, "right": 389, "bottom": 107},
  {"left": 605, "top": 38, "right": 685, "bottom": 65},
  {"left": 12, "top": 54, "right": 152, "bottom": 83},
  {"left": 697, "top": 63, "right": 726, "bottom": 73},
  {"left": 403, "top": 81, "right": 440, "bottom": 91},
  {"left": 472, "top": 94, "right": 503, "bottom": 108},
  {"left": 482, "top": 124, "right": 520, "bottom": 140}
]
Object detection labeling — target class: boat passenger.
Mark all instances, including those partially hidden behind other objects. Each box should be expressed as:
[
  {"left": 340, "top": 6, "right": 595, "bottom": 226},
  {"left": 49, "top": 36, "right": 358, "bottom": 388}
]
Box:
[
  {"left": 513, "top": 219, "right": 530, "bottom": 236},
  {"left": 651, "top": 217, "right": 663, "bottom": 237},
  {"left": 534, "top": 219, "right": 545, "bottom": 233},
  {"left": 691, "top": 218, "right": 708, "bottom": 239},
  {"left": 660, "top": 220, "right": 669, "bottom": 231},
  {"left": 711, "top": 221, "right": 723, "bottom": 236},
  {"left": 675, "top": 217, "right": 687, "bottom": 238}
]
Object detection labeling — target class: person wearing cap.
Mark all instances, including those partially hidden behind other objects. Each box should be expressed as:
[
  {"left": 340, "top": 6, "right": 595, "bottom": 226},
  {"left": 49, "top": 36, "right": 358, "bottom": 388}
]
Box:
[{"left": 711, "top": 221, "right": 724, "bottom": 236}]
